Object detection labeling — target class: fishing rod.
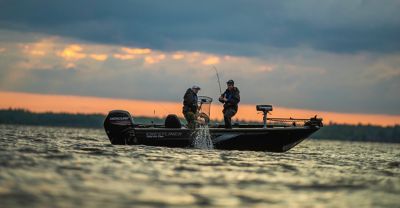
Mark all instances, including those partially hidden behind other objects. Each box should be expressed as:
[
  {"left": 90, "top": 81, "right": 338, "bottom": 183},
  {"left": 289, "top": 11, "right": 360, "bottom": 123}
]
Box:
[{"left": 213, "top": 66, "right": 222, "bottom": 95}]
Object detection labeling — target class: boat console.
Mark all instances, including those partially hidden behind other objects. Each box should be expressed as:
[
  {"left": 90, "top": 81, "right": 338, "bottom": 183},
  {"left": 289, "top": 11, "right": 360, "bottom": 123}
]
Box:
[{"left": 197, "top": 96, "right": 213, "bottom": 124}]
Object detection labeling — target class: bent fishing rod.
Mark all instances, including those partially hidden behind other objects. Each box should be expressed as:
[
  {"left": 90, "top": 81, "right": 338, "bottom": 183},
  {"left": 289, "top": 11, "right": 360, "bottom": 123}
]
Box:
[{"left": 213, "top": 66, "right": 222, "bottom": 95}]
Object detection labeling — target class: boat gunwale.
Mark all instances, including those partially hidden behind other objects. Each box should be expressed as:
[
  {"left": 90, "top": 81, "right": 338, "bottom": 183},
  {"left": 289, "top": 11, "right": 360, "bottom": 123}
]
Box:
[{"left": 133, "top": 126, "right": 319, "bottom": 132}]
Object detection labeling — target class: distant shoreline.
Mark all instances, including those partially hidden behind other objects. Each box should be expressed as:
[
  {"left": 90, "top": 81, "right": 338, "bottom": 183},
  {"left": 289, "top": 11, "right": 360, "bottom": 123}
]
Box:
[{"left": 1, "top": 108, "right": 399, "bottom": 143}]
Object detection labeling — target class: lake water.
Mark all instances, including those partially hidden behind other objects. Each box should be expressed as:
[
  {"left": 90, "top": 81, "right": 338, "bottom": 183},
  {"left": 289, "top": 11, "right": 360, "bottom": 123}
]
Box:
[{"left": 0, "top": 125, "right": 399, "bottom": 207}]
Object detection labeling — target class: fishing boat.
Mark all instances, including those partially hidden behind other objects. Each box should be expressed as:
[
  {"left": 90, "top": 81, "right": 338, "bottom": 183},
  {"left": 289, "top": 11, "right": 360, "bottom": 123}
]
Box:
[{"left": 103, "top": 96, "right": 323, "bottom": 152}]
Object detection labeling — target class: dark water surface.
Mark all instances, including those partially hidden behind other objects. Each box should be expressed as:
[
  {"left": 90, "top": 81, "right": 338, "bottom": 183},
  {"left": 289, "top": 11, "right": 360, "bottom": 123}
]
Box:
[{"left": 0, "top": 125, "right": 399, "bottom": 207}]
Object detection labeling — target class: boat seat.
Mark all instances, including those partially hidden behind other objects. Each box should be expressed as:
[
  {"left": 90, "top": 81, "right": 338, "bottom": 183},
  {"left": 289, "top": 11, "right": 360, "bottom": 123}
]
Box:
[{"left": 165, "top": 114, "right": 182, "bottom": 128}]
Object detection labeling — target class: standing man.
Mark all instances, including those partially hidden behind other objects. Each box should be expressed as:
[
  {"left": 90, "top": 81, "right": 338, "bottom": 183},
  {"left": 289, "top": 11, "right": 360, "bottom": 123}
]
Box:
[
  {"left": 219, "top": 80, "right": 240, "bottom": 129},
  {"left": 183, "top": 85, "right": 201, "bottom": 129}
]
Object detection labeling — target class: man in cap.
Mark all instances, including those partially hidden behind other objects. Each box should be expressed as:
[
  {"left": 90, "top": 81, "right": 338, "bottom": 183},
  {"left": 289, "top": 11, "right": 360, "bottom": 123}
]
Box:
[
  {"left": 183, "top": 85, "right": 201, "bottom": 129},
  {"left": 219, "top": 80, "right": 240, "bottom": 129}
]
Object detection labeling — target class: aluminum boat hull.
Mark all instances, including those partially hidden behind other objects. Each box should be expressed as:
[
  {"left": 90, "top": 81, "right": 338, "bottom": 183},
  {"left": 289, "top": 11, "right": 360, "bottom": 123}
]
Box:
[{"left": 104, "top": 110, "right": 322, "bottom": 152}]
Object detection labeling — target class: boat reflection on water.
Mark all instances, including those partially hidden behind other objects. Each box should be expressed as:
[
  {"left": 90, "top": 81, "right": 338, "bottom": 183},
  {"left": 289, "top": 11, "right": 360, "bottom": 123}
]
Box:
[{"left": 104, "top": 96, "right": 323, "bottom": 152}]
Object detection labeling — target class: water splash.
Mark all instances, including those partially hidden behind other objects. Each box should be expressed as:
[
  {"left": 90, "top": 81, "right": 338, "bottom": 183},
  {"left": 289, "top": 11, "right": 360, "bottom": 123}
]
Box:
[{"left": 192, "top": 125, "right": 214, "bottom": 149}]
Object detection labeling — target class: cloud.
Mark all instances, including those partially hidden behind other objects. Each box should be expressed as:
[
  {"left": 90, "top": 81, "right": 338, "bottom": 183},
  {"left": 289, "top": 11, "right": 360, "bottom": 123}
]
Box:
[
  {"left": 0, "top": 1, "right": 399, "bottom": 56},
  {"left": 121, "top": 47, "right": 152, "bottom": 55},
  {"left": 144, "top": 54, "right": 166, "bottom": 64},
  {"left": 172, "top": 53, "right": 184, "bottom": 60},
  {"left": 202, "top": 56, "right": 220, "bottom": 65},
  {"left": 112, "top": 47, "right": 152, "bottom": 60},
  {"left": 57, "top": 44, "right": 86, "bottom": 61},
  {"left": 0, "top": 25, "right": 400, "bottom": 114},
  {"left": 90, "top": 54, "right": 108, "bottom": 61},
  {"left": 20, "top": 37, "right": 57, "bottom": 56},
  {"left": 113, "top": 53, "right": 135, "bottom": 60}
]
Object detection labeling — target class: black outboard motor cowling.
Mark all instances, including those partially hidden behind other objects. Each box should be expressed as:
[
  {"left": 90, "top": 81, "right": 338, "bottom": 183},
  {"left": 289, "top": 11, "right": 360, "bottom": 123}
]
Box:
[
  {"left": 165, "top": 114, "right": 182, "bottom": 128},
  {"left": 104, "top": 110, "right": 137, "bottom": 145}
]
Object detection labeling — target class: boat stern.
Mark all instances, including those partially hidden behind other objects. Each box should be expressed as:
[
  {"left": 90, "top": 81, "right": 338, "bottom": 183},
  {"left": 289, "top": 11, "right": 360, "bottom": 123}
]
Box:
[{"left": 104, "top": 110, "right": 137, "bottom": 145}]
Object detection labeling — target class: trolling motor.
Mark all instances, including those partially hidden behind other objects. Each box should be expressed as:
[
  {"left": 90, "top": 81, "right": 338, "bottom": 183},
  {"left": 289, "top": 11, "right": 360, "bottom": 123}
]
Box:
[{"left": 256, "top": 105, "right": 273, "bottom": 128}]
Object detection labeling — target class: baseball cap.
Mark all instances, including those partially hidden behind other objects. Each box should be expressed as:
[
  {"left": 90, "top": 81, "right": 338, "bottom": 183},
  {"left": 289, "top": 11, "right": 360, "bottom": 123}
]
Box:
[
  {"left": 192, "top": 85, "right": 201, "bottom": 90},
  {"left": 226, "top": 80, "right": 234, "bottom": 85}
]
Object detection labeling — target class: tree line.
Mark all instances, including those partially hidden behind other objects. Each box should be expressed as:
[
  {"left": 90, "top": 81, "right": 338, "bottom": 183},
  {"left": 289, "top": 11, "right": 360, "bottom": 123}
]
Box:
[{"left": 0, "top": 108, "right": 164, "bottom": 128}]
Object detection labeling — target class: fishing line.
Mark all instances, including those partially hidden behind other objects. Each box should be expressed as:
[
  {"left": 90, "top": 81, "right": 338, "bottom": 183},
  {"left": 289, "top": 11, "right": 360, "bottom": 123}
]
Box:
[{"left": 213, "top": 66, "right": 222, "bottom": 95}]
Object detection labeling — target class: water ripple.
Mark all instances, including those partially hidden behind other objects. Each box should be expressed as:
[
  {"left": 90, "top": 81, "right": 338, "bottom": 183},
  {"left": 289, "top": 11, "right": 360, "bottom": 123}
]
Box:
[{"left": 0, "top": 124, "right": 399, "bottom": 208}]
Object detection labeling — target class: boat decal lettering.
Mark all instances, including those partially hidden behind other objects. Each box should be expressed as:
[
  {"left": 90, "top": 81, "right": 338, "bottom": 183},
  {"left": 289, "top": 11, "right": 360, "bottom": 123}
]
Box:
[
  {"left": 109, "top": 117, "right": 130, "bottom": 121},
  {"left": 146, "top": 132, "right": 183, "bottom": 138}
]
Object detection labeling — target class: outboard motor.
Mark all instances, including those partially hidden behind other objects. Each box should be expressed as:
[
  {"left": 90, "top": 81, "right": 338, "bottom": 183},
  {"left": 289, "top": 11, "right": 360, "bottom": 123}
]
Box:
[
  {"left": 104, "top": 110, "right": 137, "bottom": 145},
  {"left": 165, "top": 114, "right": 182, "bottom": 128}
]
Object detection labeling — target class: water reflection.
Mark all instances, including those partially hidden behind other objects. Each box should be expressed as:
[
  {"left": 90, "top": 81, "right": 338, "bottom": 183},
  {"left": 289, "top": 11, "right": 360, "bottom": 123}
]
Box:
[{"left": 0, "top": 125, "right": 399, "bottom": 207}]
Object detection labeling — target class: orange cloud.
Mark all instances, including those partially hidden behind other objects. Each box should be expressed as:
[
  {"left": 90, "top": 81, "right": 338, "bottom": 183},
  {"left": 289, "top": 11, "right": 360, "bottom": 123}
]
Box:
[
  {"left": 172, "top": 53, "right": 185, "bottom": 60},
  {"left": 22, "top": 46, "right": 46, "bottom": 56},
  {"left": 21, "top": 38, "right": 57, "bottom": 56},
  {"left": 0, "top": 47, "right": 5, "bottom": 53},
  {"left": 57, "top": 44, "right": 87, "bottom": 61},
  {"left": 90, "top": 54, "right": 108, "bottom": 61},
  {"left": 185, "top": 52, "right": 201, "bottom": 63},
  {"left": 113, "top": 53, "right": 136, "bottom": 60},
  {"left": 202, "top": 56, "right": 220, "bottom": 65},
  {"left": 145, "top": 54, "right": 166, "bottom": 64},
  {"left": 122, "top": 47, "right": 152, "bottom": 55}
]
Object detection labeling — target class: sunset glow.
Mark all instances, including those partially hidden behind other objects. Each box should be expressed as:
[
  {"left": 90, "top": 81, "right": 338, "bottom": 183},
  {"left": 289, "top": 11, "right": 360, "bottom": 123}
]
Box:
[
  {"left": 1, "top": 2, "right": 400, "bottom": 207},
  {"left": 1, "top": 91, "right": 398, "bottom": 126},
  {"left": 202, "top": 56, "right": 220, "bottom": 65},
  {"left": 0, "top": 2, "right": 399, "bottom": 128},
  {"left": 89, "top": 54, "right": 108, "bottom": 61},
  {"left": 122, "top": 47, "right": 152, "bottom": 55},
  {"left": 57, "top": 44, "right": 86, "bottom": 61}
]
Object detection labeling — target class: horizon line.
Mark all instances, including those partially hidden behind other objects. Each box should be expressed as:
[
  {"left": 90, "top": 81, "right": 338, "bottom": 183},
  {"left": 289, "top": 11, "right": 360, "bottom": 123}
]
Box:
[
  {"left": 1, "top": 90, "right": 399, "bottom": 127},
  {"left": 2, "top": 107, "right": 399, "bottom": 128}
]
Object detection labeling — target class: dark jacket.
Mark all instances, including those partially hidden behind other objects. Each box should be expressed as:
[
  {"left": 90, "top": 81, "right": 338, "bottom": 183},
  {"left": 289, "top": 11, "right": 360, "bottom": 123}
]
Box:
[
  {"left": 183, "top": 88, "right": 198, "bottom": 113},
  {"left": 219, "top": 87, "right": 240, "bottom": 110}
]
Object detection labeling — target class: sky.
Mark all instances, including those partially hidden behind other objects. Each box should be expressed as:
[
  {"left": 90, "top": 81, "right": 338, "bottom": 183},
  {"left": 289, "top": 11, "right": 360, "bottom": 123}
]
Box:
[{"left": 0, "top": 0, "right": 399, "bottom": 125}]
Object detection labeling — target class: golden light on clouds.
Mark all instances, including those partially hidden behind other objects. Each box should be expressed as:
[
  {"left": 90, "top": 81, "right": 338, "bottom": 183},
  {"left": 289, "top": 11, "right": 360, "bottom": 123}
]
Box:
[
  {"left": 10, "top": 38, "right": 240, "bottom": 69},
  {"left": 57, "top": 44, "right": 87, "bottom": 61},
  {"left": 185, "top": 52, "right": 201, "bottom": 63},
  {"left": 21, "top": 38, "right": 56, "bottom": 56},
  {"left": 172, "top": 53, "right": 185, "bottom": 60},
  {"left": 22, "top": 47, "right": 45, "bottom": 56},
  {"left": 122, "top": 47, "right": 152, "bottom": 55},
  {"left": 15, "top": 38, "right": 59, "bottom": 70},
  {"left": 0, "top": 47, "right": 5, "bottom": 53},
  {"left": 113, "top": 53, "right": 136, "bottom": 60},
  {"left": 145, "top": 54, "right": 166, "bottom": 64},
  {"left": 202, "top": 56, "right": 220, "bottom": 65},
  {"left": 90, "top": 54, "right": 108, "bottom": 61}
]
